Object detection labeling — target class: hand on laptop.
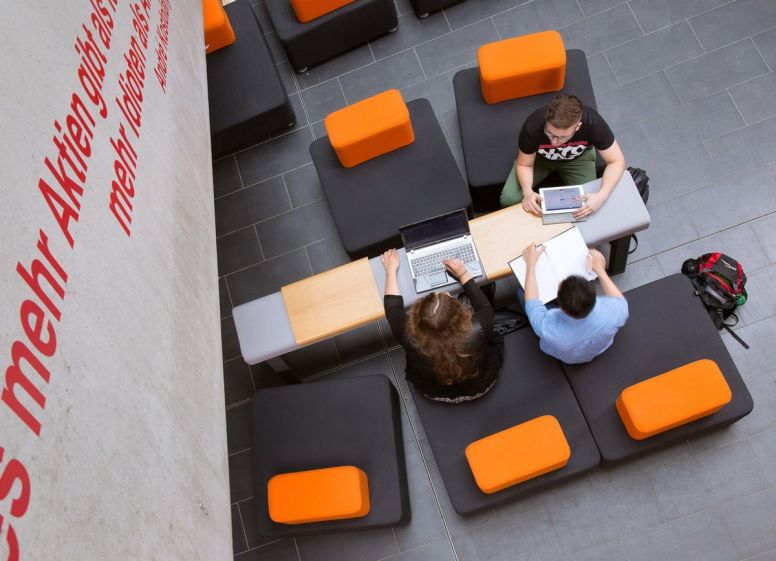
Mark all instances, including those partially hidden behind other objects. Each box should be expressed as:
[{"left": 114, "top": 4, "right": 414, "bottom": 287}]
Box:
[
  {"left": 380, "top": 249, "right": 400, "bottom": 274},
  {"left": 521, "top": 191, "right": 543, "bottom": 216},
  {"left": 573, "top": 191, "right": 605, "bottom": 219},
  {"left": 444, "top": 259, "right": 471, "bottom": 284}
]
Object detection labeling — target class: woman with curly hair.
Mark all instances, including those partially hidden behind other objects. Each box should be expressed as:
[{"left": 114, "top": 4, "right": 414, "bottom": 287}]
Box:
[{"left": 380, "top": 249, "right": 504, "bottom": 403}]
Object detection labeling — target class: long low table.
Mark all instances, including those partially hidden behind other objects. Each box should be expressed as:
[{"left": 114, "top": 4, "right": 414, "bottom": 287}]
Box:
[{"left": 233, "top": 173, "right": 650, "bottom": 366}]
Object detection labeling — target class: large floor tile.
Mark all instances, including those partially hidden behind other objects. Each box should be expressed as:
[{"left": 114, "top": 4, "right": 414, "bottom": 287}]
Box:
[
  {"left": 689, "top": 0, "right": 776, "bottom": 51},
  {"left": 215, "top": 176, "right": 290, "bottom": 237},
  {"left": 235, "top": 128, "right": 314, "bottom": 186},
  {"left": 238, "top": 497, "right": 278, "bottom": 550},
  {"left": 705, "top": 117, "right": 776, "bottom": 174},
  {"left": 222, "top": 316, "right": 242, "bottom": 361},
  {"left": 680, "top": 167, "right": 776, "bottom": 236},
  {"left": 255, "top": 200, "right": 338, "bottom": 259},
  {"left": 491, "top": 0, "right": 584, "bottom": 40},
  {"left": 217, "top": 226, "right": 264, "bottom": 277},
  {"left": 729, "top": 71, "right": 776, "bottom": 125},
  {"left": 305, "top": 236, "right": 349, "bottom": 274},
  {"left": 578, "top": 0, "right": 627, "bottom": 17},
  {"left": 655, "top": 222, "right": 772, "bottom": 276},
  {"left": 605, "top": 21, "right": 704, "bottom": 84},
  {"left": 751, "top": 212, "right": 776, "bottom": 264},
  {"left": 232, "top": 503, "right": 248, "bottom": 555},
  {"left": 234, "top": 539, "right": 300, "bottom": 561},
  {"left": 561, "top": 541, "right": 622, "bottom": 561},
  {"left": 738, "top": 264, "right": 776, "bottom": 325},
  {"left": 666, "top": 39, "right": 769, "bottom": 102},
  {"left": 725, "top": 316, "right": 776, "bottom": 380},
  {"left": 453, "top": 504, "right": 564, "bottom": 561},
  {"left": 299, "top": 78, "right": 347, "bottom": 124},
  {"left": 295, "top": 44, "right": 374, "bottom": 89},
  {"left": 628, "top": 0, "right": 727, "bottom": 34},
  {"left": 282, "top": 338, "right": 341, "bottom": 378},
  {"left": 415, "top": 19, "right": 499, "bottom": 78},
  {"left": 587, "top": 52, "right": 619, "bottom": 94},
  {"left": 296, "top": 528, "right": 398, "bottom": 561},
  {"left": 334, "top": 324, "right": 385, "bottom": 365},
  {"left": 228, "top": 449, "right": 255, "bottom": 503},
  {"left": 220, "top": 277, "right": 232, "bottom": 319},
  {"left": 558, "top": 3, "right": 642, "bottom": 55},
  {"left": 642, "top": 144, "right": 718, "bottom": 205},
  {"left": 226, "top": 248, "right": 312, "bottom": 305},
  {"left": 442, "top": 0, "right": 530, "bottom": 31},
  {"left": 384, "top": 540, "right": 456, "bottom": 561},
  {"left": 720, "top": 489, "right": 776, "bottom": 560},
  {"left": 753, "top": 27, "right": 776, "bottom": 69},
  {"left": 626, "top": 198, "right": 699, "bottom": 258},
  {"left": 223, "top": 357, "right": 255, "bottom": 407},
  {"left": 226, "top": 401, "right": 253, "bottom": 454},
  {"left": 283, "top": 163, "right": 324, "bottom": 208},
  {"left": 596, "top": 71, "right": 681, "bottom": 130},
  {"left": 610, "top": 255, "right": 666, "bottom": 292},
  {"left": 750, "top": 426, "right": 776, "bottom": 487},
  {"left": 369, "top": 10, "right": 450, "bottom": 61},
  {"left": 401, "top": 67, "right": 459, "bottom": 122},
  {"left": 339, "top": 49, "right": 427, "bottom": 103},
  {"left": 639, "top": 91, "right": 745, "bottom": 156},
  {"left": 214, "top": 155, "right": 243, "bottom": 198}
]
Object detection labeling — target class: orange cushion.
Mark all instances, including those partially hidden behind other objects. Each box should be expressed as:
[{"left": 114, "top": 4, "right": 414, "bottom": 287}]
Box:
[
  {"left": 203, "top": 0, "right": 235, "bottom": 54},
  {"left": 325, "top": 89, "right": 414, "bottom": 168},
  {"left": 616, "top": 359, "right": 732, "bottom": 441},
  {"left": 465, "top": 415, "right": 570, "bottom": 494},
  {"left": 477, "top": 30, "right": 566, "bottom": 104},
  {"left": 290, "top": 0, "right": 355, "bottom": 23},
  {"left": 267, "top": 466, "right": 370, "bottom": 524}
]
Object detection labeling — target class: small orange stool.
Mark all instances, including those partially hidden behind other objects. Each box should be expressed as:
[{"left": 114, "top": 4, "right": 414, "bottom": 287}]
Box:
[
  {"left": 267, "top": 465, "right": 370, "bottom": 524},
  {"left": 477, "top": 30, "right": 566, "bottom": 104},
  {"left": 616, "top": 359, "right": 732, "bottom": 440},
  {"left": 203, "top": 0, "right": 235, "bottom": 54},
  {"left": 465, "top": 415, "right": 570, "bottom": 494},
  {"left": 324, "top": 89, "right": 415, "bottom": 168},
  {"left": 290, "top": 0, "right": 356, "bottom": 23}
]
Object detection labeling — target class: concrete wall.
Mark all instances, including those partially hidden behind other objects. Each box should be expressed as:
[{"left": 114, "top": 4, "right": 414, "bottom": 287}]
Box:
[{"left": 0, "top": 1, "right": 230, "bottom": 559}]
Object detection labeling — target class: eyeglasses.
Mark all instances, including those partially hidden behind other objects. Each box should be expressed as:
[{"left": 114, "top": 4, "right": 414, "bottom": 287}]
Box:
[{"left": 544, "top": 122, "right": 580, "bottom": 142}]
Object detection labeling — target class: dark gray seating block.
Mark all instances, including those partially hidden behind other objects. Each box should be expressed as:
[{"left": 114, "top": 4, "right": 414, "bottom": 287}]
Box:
[
  {"left": 208, "top": 0, "right": 294, "bottom": 157},
  {"left": 454, "top": 49, "right": 595, "bottom": 211},
  {"left": 266, "top": 0, "right": 397, "bottom": 71},
  {"left": 251, "top": 374, "right": 410, "bottom": 536},
  {"left": 310, "top": 98, "right": 472, "bottom": 259},
  {"left": 562, "top": 274, "right": 754, "bottom": 464},
  {"left": 410, "top": 328, "right": 600, "bottom": 515}
]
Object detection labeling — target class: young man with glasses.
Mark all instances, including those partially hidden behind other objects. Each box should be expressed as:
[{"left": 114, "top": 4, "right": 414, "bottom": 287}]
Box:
[{"left": 500, "top": 94, "right": 626, "bottom": 219}]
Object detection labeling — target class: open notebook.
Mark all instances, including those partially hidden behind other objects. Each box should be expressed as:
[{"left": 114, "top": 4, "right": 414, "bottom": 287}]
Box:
[{"left": 509, "top": 226, "right": 597, "bottom": 304}]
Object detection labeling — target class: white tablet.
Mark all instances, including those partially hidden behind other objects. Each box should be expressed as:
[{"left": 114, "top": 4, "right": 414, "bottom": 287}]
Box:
[{"left": 539, "top": 185, "right": 585, "bottom": 215}]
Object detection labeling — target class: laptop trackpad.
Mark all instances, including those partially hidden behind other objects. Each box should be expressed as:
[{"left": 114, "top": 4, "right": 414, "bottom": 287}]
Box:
[{"left": 429, "top": 271, "right": 449, "bottom": 287}]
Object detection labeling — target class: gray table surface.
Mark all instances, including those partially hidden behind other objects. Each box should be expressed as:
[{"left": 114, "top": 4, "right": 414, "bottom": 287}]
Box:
[{"left": 233, "top": 173, "right": 649, "bottom": 365}]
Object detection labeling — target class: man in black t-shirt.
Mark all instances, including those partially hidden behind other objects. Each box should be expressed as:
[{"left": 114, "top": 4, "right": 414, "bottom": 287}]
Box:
[{"left": 500, "top": 94, "right": 626, "bottom": 219}]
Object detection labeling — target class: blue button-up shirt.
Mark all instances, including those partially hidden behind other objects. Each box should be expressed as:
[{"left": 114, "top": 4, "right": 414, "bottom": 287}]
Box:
[{"left": 525, "top": 296, "right": 629, "bottom": 364}]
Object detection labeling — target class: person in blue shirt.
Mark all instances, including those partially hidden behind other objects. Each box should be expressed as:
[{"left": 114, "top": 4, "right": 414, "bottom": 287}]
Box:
[{"left": 521, "top": 243, "right": 628, "bottom": 364}]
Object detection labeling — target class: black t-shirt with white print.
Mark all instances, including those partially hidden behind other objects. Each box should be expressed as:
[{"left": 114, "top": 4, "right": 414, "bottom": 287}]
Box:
[{"left": 518, "top": 105, "right": 615, "bottom": 162}]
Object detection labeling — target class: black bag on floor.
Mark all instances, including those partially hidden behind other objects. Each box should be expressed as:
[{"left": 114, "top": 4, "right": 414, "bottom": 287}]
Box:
[
  {"left": 628, "top": 167, "right": 650, "bottom": 254},
  {"left": 681, "top": 253, "right": 749, "bottom": 349}
]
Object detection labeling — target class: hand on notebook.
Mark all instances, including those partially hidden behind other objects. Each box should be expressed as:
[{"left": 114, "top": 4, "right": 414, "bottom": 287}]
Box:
[
  {"left": 573, "top": 191, "right": 605, "bottom": 219},
  {"left": 380, "top": 249, "right": 400, "bottom": 274},
  {"left": 587, "top": 248, "right": 606, "bottom": 275},
  {"left": 521, "top": 243, "right": 545, "bottom": 266},
  {"left": 444, "top": 259, "right": 471, "bottom": 284},
  {"left": 522, "top": 191, "right": 543, "bottom": 216}
]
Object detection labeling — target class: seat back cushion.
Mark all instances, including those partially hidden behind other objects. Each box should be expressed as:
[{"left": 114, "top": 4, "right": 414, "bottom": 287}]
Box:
[
  {"left": 203, "top": 0, "right": 236, "bottom": 54},
  {"left": 465, "top": 415, "right": 571, "bottom": 494},
  {"left": 268, "top": 465, "right": 370, "bottom": 524},
  {"left": 616, "top": 359, "right": 733, "bottom": 440},
  {"left": 290, "top": 0, "right": 356, "bottom": 22},
  {"left": 477, "top": 30, "right": 566, "bottom": 104},
  {"left": 324, "top": 89, "right": 415, "bottom": 168}
]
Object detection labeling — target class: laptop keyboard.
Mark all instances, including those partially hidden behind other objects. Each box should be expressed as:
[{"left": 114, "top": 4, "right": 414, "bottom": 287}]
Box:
[{"left": 411, "top": 244, "right": 476, "bottom": 277}]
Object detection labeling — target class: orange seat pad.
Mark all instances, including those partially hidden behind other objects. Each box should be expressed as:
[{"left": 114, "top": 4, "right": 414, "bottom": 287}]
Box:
[
  {"left": 291, "top": 0, "right": 356, "bottom": 23},
  {"left": 465, "top": 415, "right": 571, "bottom": 494},
  {"left": 203, "top": 0, "right": 235, "bottom": 54},
  {"left": 267, "top": 466, "right": 370, "bottom": 524},
  {"left": 324, "top": 89, "right": 415, "bottom": 168},
  {"left": 616, "top": 359, "right": 732, "bottom": 441},
  {"left": 478, "top": 30, "right": 566, "bottom": 104}
]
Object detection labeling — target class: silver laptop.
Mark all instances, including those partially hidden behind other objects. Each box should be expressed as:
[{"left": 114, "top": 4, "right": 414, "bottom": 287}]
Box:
[{"left": 399, "top": 209, "right": 483, "bottom": 293}]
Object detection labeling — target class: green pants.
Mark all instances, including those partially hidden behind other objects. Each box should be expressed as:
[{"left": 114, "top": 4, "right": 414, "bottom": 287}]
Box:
[{"left": 500, "top": 148, "right": 597, "bottom": 207}]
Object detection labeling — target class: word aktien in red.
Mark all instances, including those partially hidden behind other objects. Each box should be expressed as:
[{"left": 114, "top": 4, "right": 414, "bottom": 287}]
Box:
[{"left": 154, "top": 0, "right": 171, "bottom": 93}]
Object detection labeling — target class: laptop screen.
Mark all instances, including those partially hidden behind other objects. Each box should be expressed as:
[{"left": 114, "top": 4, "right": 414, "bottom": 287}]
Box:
[{"left": 400, "top": 209, "right": 469, "bottom": 250}]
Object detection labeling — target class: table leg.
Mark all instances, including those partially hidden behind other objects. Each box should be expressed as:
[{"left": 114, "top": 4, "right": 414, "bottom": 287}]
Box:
[
  {"left": 608, "top": 235, "right": 631, "bottom": 276},
  {"left": 266, "top": 356, "right": 302, "bottom": 384}
]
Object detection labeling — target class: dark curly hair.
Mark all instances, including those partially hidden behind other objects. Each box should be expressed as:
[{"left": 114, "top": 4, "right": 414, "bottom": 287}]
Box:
[{"left": 406, "top": 292, "right": 476, "bottom": 385}]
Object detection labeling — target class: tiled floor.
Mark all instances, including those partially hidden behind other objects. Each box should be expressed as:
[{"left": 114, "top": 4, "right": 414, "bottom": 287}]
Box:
[{"left": 217, "top": 0, "right": 776, "bottom": 559}]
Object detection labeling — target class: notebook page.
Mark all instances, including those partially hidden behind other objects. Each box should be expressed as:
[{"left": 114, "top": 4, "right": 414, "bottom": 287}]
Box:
[
  {"left": 544, "top": 227, "right": 597, "bottom": 282},
  {"left": 509, "top": 251, "right": 560, "bottom": 304}
]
